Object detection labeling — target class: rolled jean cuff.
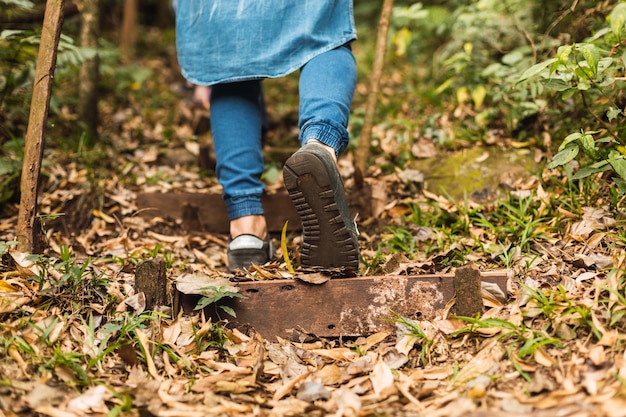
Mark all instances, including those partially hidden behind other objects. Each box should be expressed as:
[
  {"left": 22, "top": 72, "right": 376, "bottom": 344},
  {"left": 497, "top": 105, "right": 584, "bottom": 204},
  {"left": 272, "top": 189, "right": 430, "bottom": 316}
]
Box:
[
  {"left": 225, "top": 193, "right": 264, "bottom": 220},
  {"left": 300, "top": 120, "right": 349, "bottom": 157}
]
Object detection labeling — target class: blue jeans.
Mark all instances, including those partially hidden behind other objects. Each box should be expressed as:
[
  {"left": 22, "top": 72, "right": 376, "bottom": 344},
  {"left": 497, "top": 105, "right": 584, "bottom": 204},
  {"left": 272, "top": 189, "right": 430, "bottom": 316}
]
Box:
[{"left": 210, "top": 45, "right": 357, "bottom": 220}]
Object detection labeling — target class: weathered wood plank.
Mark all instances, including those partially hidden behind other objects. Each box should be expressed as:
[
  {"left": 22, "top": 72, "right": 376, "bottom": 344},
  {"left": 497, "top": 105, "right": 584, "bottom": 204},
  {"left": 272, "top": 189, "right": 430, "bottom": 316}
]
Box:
[
  {"left": 179, "top": 271, "right": 508, "bottom": 340},
  {"left": 136, "top": 192, "right": 300, "bottom": 234},
  {"left": 135, "top": 183, "right": 380, "bottom": 234}
]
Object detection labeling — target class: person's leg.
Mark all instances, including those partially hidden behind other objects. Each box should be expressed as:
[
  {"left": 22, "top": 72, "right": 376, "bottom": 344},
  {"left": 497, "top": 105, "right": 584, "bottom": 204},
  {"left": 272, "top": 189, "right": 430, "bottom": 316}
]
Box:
[
  {"left": 298, "top": 44, "right": 357, "bottom": 157},
  {"left": 193, "top": 85, "right": 211, "bottom": 110},
  {"left": 283, "top": 45, "right": 359, "bottom": 270},
  {"left": 210, "top": 81, "right": 271, "bottom": 270}
]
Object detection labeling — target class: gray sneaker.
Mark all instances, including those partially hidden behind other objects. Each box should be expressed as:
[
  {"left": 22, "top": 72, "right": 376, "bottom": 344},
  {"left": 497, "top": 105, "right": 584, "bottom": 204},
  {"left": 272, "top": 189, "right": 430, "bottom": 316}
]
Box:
[
  {"left": 227, "top": 234, "right": 274, "bottom": 272},
  {"left": 283, "top": 142, "right": 359, "bottom": 270}
]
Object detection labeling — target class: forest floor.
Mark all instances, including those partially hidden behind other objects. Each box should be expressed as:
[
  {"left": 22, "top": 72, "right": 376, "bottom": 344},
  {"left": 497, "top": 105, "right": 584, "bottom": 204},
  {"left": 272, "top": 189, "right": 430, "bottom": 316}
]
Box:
[{"left": 1, "top": 28, "right": 626, "bottom": 417}]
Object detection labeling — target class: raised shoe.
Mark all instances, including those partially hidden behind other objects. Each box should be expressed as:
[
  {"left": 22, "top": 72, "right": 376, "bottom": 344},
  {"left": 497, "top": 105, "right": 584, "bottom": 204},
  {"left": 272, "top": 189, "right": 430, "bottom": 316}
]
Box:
[{"left": 283, "top": 142, "right": 359, "bottom": 270}]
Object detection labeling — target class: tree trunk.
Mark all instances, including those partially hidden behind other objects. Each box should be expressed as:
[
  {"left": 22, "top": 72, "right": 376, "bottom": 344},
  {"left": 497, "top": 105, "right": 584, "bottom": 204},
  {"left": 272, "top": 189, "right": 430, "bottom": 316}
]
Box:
[
  {"left": 156, "top": 0, "right": 175, "bottom": 28},
  {"left": 16, "top": 0, "right": 65, "bottom": 253},
  {"left": 78, "top": 0, "right": 100, "bottom": 144},
  {"left": 354, "top": 0, "right": 394, "bottom": 186},
  {"left": 119, "top": 0, "right": 137, "bottom": 64}
]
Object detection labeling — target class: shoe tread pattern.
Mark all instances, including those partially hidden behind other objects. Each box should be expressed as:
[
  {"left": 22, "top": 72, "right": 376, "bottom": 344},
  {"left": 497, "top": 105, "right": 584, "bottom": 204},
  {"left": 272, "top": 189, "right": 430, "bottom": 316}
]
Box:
[{"left": 284, "top": 149, "right": 359, "bottom": 269}]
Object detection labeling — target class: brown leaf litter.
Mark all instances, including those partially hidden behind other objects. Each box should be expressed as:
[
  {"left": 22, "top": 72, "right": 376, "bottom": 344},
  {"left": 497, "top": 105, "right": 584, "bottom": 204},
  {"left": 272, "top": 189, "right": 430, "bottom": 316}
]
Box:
[{"left": 1, "top": 65, "right": 626, "bottom": 416}]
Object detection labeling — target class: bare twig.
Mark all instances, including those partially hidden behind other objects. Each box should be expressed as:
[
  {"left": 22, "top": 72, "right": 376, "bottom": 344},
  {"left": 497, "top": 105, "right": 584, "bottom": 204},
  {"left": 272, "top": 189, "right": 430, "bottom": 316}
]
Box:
[{"left": 541, "top": 0, "right": 579, "bottom": 51}]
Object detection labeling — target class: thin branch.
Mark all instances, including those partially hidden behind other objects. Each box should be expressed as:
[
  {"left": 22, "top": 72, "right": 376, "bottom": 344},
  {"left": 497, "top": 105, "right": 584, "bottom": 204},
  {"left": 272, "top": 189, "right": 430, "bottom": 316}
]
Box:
[
  {"left": 579, "top": 91, "right": 624, "bottom": 145},
  {"left": 354, "top": 0, "right": 394, "bottom": 186},
  {"left": 17, "top": 0, "right": 65, "bottom": 252},
  {"left": 541, "top": 0, "right": 579, "bottom": 52}
]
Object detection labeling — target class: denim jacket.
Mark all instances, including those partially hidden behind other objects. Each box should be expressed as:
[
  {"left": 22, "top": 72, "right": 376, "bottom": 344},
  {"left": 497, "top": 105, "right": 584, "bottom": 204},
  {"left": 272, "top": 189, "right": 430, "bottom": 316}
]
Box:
[{"left": 175, "top": 0, "right": 357, "bottom": 86}]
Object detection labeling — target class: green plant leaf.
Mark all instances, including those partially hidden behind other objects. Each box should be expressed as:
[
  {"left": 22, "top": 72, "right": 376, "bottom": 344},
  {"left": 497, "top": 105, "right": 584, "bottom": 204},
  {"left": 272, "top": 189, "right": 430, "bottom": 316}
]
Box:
[
  {"left": 219, "top": 305, "right": 237, "bottom": 318},
  {"left": 471, "top": 85, "right": 487, "bottom": 109},
  {"left": 558, "top": 132, "right": 582, "bottom": 151},
  {"left": 597, "top": 57, "right": 614, "bottom": 74},
  {"left": 195, "top": 297, "right": 213, "bottom": 311},
  {"left": 578, "top": 44, "right": 599, "bottom": 78},
  {"left": 193, "top": 284, "right": 246, "bottom": 311},
  {"left": 1, "top": 29, "right": 24, "bottom": 40},
  {"left": 556, "top": 45, "right": 573, "bottom": 64},
  {"left": 588, "top": 27, "right": 611, "bottom": 42},
  {"left": 517, "top": 58, "right": 557, "bottom": 84},
  {"left": 571, "top": 160, "right": 610, "bottom": 180},
  {"left": 517, "top": 334, "right": 561, "bottom": 359},
  {"left": 0, "top": 158, "right": 19, "bottom": 175},
  {"left": 609, "top": 157, "right": 626, "bottom": 180},
  {"left": 540, "top": 78, "right": 571, "bottom": 91},
  {"left": 610, "top": 3, "right": 626, "bottom": 38},
  {"left": 607, "top": 107, "right": 623, "bottom": 121},
  {"left": 393, "top": 27, "right": 412, "bottom": 56},
  {"left": 615, "top": 177, "right": 626, "bottom": 194},
  {"left": 576, "top": 79, "right": 591, "bottom": 91},
  {"left": 579, "top": 132, "right": 597, "bottom": 156},
  {"left": 546, "top": 145, "right": 579, "bottom": 169},
  {"left": 0, "top": 241, "right": 18, "bottom": 256},
  {"left": 561, "top": 88, "right": 578, "bottom": 100},
  {"left": 261, "top": 164, "right": 281, "bottom": 184},
  {"left": 0, "top": 0, "right": 35, "bottom": 8}
]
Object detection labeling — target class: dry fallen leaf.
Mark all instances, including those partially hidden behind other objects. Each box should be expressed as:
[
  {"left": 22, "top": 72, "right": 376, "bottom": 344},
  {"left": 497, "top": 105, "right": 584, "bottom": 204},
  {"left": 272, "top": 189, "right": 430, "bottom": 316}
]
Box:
[
  {"left": 370, "top": 358, "right": 395, "bottom": 396},
  {"left": 67, "top": 385, "right": 110, "bottom": 413},
  {"left": 0, "top": 280, "right": 19, "bottom": 292},
  {"left": 175, "top": 273, "right": 238, "bottom": 297},
  {"left": 313, "top": 363, "right": 346, "bottom": 385},
  {"left": 533, "top": 346, "right": 556, "bottom": 367},
  {"left": 295, "top": 272, "right": 330, "bottom": 284},
  {"left": 588, "top": 345, "right": 606, "bottom": 366},
  {"left": 331, "top": 386, "right": 362, "bottom": 417},
  {"left": 454, "top": 339, "right": 504, "bottom": 385},
  {"left": 9, "top": 251, "right": 44, "bottom": 279},
  {"left": 124, "top": 292, "right": 146, "bottom": 312},
  {"left": 296, "top": 380, "right": 331, "bottom": 402},
  {"left": 1, "top": 38, "right": 625, "bottom": 417}
]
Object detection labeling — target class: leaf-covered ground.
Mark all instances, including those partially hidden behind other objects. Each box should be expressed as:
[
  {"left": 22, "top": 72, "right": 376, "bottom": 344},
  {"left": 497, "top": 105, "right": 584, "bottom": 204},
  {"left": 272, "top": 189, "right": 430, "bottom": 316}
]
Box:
[{"left": 1, "top": 29, "right": 626, "bottom": 417}]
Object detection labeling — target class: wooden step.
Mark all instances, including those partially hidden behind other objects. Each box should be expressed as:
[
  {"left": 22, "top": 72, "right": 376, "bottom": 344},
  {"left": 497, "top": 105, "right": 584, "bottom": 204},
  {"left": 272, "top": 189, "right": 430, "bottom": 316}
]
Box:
[
  {"left": 175, "top": 266, "right": 509, "bottom": 340},
  {"left": 136, "top": 179, "right": 384, "bottom": 234}
]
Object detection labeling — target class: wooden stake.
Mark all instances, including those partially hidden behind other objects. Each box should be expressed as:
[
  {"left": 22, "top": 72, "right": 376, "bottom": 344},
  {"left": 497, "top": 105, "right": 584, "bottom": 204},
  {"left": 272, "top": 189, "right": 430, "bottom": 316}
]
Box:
[
  {"left": 16, "top": 0, "right": 65, "bottom": 253},
  {"left": 354, "top": 0, "right": 395, "bottom": 186},
  {"left": 453, "top": 263, "right": 484, "bottom": 317},
  {"left": 135, "top": 257, "right": 168, "bottom": 311}
]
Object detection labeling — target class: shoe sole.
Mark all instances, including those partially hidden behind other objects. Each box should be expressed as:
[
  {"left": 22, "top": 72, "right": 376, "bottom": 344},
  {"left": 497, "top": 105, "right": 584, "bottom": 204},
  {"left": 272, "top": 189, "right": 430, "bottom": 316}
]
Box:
[{"left": 283, "top": 146, "right": 359, "bottom": 269}]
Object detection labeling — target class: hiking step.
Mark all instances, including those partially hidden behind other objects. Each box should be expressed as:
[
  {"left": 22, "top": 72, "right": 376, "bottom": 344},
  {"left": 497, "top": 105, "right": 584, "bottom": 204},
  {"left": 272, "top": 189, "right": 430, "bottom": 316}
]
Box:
[
  {"left": 135, "top": 181, "right": 384, "bottom": 234},
  {"left": 175, "top": 266, "right": 509, "bottom": 340}
]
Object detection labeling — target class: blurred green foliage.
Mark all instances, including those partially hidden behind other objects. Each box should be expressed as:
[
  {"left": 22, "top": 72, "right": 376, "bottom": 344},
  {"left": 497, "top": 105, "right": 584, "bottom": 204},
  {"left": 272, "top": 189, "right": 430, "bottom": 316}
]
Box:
[
  {"left": 390, "top": 0, "right": 626, "bottom": 192},
  {"left": 519, "top": 3, "right": 626, "bottom": 193},
  {"left": 2, "top": 0, "right": 626, "bottom": 206}
]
